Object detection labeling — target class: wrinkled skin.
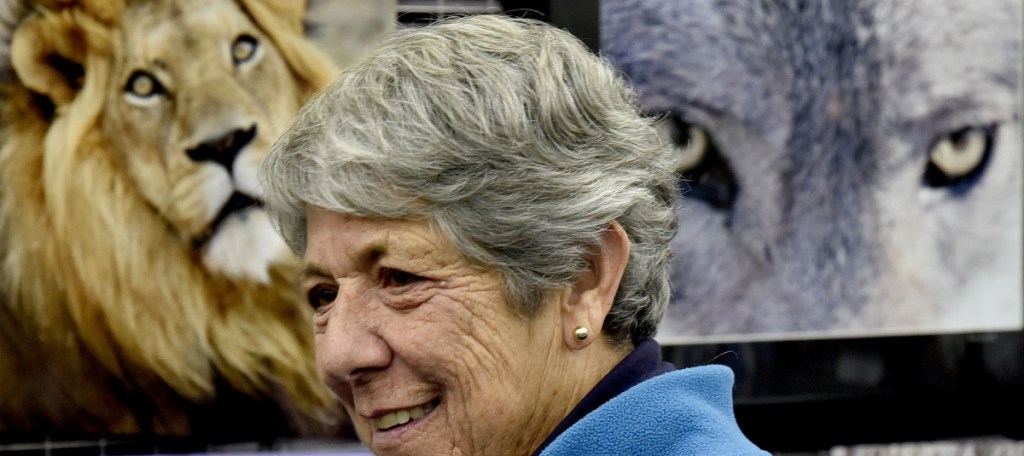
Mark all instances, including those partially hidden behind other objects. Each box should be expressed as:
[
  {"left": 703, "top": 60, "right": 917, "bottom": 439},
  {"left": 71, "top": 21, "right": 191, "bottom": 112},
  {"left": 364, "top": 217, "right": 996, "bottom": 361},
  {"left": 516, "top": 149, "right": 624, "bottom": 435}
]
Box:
[{"left": 303, "top": 209, "right": 609, "bottom": 456}]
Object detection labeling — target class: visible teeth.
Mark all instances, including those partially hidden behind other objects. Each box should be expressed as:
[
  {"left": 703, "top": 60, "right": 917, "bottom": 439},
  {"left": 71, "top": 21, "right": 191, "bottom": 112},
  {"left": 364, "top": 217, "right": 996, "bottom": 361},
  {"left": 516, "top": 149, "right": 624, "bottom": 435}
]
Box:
[
  {"left": 375, "top": 413, "right": 398, "bottom": 430},
  {"left": 372, "top": 402, "right": 435, "bottom": 431}
]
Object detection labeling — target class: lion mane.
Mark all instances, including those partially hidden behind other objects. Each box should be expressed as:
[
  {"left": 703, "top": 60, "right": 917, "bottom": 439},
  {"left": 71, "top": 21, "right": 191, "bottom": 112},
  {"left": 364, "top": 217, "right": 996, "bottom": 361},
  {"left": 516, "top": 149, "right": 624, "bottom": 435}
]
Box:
[{"left": 0, "top": 0, "right": 344, "bottom": 438}]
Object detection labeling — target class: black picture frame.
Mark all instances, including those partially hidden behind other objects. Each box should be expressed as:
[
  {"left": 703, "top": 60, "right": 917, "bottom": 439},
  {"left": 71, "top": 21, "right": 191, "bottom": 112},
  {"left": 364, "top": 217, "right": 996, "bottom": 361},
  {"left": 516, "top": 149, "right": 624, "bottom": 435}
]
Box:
[{"left": 671, "top": 331, "right": 1024, "bottom": 452}]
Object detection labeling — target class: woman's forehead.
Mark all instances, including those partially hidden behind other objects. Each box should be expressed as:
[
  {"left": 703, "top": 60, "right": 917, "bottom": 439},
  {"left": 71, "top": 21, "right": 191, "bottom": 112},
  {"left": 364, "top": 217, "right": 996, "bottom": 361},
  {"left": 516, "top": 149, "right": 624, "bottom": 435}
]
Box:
[{"left": 305, "top": 209, "right": 460, "bottom": 267}]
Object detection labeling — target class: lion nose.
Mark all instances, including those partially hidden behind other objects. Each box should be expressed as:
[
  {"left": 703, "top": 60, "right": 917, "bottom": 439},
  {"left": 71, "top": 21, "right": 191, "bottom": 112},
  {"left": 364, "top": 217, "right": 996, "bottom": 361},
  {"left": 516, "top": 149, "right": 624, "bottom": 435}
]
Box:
[{"left": 186, "top": 125, "right": 257, "bottom": 172}]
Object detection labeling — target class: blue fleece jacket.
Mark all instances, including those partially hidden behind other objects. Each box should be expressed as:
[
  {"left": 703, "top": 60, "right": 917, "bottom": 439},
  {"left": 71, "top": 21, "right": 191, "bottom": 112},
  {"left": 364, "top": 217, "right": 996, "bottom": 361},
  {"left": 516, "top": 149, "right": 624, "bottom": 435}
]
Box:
[{"left": 539, "top": 364, "right": 769, "bottom": 456}]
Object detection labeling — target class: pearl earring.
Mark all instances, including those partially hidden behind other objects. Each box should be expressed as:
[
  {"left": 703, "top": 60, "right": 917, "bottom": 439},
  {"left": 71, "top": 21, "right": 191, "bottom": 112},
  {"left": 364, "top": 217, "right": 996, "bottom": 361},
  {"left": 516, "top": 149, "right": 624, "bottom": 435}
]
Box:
[{"left": 574, "top": 326, "right": 589, "bottom": 341}]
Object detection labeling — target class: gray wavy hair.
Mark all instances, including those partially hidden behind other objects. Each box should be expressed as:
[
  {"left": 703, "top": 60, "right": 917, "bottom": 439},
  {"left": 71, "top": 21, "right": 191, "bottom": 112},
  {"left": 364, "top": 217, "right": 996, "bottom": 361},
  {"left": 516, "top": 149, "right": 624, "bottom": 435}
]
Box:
[{"left": 260, "top": 14, "right": 679, "bottom": 347}]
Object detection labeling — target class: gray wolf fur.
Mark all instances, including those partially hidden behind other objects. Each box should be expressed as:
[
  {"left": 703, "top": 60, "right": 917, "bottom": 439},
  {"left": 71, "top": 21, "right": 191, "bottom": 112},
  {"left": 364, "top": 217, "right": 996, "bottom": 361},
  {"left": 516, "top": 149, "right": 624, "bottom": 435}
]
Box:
[{"left": 602, "top": 0, "right": 1022, "bottom": 340}]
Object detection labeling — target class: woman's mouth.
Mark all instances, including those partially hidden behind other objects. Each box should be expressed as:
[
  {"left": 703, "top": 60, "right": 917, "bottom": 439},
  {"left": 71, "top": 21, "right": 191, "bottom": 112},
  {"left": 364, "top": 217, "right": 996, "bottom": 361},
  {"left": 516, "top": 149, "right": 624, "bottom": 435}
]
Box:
[{"left": 372, "top": 399, "right": 440, "bottom": 431}]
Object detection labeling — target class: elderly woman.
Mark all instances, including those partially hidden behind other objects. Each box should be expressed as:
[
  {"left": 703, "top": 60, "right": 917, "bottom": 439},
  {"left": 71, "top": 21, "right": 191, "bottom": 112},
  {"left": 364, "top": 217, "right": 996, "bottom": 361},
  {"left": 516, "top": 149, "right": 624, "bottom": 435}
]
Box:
[{"left": 260, "top": 14, "right": 768, "bottom": 456}]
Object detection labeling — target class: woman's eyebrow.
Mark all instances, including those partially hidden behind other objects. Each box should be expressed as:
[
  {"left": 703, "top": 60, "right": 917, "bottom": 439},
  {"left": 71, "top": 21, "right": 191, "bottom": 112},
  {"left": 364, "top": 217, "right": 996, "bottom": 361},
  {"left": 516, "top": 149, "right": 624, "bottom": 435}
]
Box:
[
  {"left": 302, "top": 244, "right": 391, "bottom": 281},
  {"left": 300, "top": 263, "right": 332, "bottom": 282}
]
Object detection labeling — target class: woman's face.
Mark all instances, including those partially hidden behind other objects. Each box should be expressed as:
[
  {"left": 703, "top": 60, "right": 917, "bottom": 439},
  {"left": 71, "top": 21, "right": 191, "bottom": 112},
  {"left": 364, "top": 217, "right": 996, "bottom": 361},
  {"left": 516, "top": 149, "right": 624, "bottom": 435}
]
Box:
[{"left": 304, "top": 208, "right": 571, "bottom": 456}]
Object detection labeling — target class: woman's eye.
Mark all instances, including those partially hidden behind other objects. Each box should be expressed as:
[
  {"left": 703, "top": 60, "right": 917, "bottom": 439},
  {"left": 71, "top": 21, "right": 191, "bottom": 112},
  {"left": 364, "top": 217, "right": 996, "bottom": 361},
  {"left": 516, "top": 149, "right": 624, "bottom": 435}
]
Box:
[
  {"left": 124, "top": 70, "right": 165, "bottom": 98},
  {"left": 924, "top": 125, "right": 993, "bottom": 188},
  {"left": 232, "top": 34, "right": 259, "bottom": 65},
  {"left": 306, "top": 284, "right": 338, "bottom": 310},
  {"left": 380, "top": 268, "right": 424, "bottom": 288}
]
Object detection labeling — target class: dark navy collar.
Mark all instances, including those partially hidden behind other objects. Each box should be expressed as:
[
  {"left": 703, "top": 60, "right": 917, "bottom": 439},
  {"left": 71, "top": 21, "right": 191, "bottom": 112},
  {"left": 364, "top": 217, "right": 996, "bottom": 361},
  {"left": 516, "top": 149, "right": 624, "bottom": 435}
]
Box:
[{"left": 532, "top": 338, "right": 675, "bottom": 455}]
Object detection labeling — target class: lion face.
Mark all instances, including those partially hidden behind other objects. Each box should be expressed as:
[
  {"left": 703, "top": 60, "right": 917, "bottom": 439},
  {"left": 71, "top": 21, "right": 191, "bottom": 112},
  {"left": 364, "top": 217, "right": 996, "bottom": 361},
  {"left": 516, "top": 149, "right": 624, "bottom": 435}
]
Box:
[
  {"left": 102, "top": 0, "right": 303, "bottom": 281},
  {"left": 1, "top": 0, "right": 344, "bottom": 435}
]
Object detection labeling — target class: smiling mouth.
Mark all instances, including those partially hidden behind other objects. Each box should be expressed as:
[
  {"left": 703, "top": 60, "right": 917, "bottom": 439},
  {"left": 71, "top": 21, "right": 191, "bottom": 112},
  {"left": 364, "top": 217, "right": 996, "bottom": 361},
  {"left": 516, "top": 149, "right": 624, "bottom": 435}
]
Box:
[{"left": 372, "top": 399, "right": 439, "bottom": 432}]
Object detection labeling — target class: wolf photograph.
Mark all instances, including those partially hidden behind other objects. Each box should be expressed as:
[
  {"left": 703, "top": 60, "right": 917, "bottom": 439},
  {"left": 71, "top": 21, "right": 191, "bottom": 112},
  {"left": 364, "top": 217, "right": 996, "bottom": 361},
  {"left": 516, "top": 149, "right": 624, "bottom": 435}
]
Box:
[{"left": 602, "top": 0, "right": 1023, "bottom": 342}]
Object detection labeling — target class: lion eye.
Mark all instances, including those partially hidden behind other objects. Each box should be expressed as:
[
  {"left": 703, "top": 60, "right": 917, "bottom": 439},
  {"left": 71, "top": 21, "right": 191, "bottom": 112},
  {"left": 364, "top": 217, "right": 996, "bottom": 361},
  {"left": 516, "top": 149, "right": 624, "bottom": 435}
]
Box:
[
  {"left": 232, "top": 34, "right": 259, "bottom": 65},
  {"left": 124, "top": 70, "right": 164, "bottom": 98},
  {"left": 654, "top": 113, "right": 738, "bottom": 211},
  {"left": 924, "top": 126, "right": 993, "bottom": 188}
]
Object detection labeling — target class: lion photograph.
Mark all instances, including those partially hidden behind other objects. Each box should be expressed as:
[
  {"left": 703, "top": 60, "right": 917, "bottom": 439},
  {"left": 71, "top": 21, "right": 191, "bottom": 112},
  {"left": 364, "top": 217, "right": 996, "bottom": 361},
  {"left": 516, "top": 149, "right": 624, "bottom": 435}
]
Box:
[{"left": 0, "top": 0, "right": 352, "bottom": 439}]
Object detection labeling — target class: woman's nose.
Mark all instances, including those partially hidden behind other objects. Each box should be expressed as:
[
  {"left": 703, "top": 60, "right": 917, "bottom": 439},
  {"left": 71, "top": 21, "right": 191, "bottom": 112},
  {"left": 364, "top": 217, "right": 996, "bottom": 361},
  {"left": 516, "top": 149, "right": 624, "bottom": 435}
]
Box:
[{"left": 315, "top": 289, "right": 392, "bottom": 387}]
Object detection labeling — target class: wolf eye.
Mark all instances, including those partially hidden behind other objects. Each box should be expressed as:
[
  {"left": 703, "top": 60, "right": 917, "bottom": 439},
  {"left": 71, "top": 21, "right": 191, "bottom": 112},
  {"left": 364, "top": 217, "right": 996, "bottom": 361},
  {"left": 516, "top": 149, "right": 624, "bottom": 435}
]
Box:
[
  {"left": 306, "top": 284, "right": 338, "bottom": 310},
  {"left": 654, "top": 113, "right": 738, "bottom": 211},
  {"left": 232, "top": 34, "right": 259, "bottom": 65},
  {"left": 655, "top": 114, "right": 709, "bottom": 171},
  {"left": 924, "top": 126, "right": 993, "bottom": 188},
  {"left": 124, "top": 70, "right": 164, "bottom": 98}
]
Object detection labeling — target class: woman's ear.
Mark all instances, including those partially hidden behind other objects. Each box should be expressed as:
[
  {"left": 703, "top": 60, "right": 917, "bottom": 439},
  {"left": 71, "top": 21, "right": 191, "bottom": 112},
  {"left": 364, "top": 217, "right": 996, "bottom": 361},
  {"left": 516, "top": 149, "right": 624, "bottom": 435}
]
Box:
[{"left": 561, "top": 221, "right": 631, "bottom": 349}]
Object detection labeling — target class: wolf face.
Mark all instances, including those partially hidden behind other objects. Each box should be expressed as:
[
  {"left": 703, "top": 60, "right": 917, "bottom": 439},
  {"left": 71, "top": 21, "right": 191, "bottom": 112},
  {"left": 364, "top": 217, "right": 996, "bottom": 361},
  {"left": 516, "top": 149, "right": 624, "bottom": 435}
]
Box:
[{"left": 602, "top": 0, "right": 1022, "bottom": 340}]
